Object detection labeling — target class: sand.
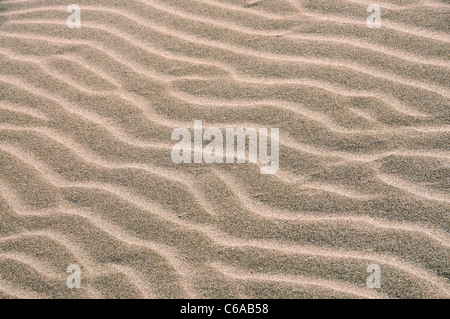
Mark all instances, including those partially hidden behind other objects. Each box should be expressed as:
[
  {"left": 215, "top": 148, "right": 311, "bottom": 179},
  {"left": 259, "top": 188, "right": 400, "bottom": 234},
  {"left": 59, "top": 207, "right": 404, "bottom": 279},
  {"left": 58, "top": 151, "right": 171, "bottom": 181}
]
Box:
[{"left": 0, "top": 0, "right": 449, "bottom": 299}]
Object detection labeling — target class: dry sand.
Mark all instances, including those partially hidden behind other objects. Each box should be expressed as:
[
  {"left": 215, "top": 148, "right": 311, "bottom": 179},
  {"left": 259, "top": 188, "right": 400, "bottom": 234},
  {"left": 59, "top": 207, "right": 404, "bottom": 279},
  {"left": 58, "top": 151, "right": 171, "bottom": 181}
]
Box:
[{"left": 0, "top": 0, "right": 449, "bottom": 298}]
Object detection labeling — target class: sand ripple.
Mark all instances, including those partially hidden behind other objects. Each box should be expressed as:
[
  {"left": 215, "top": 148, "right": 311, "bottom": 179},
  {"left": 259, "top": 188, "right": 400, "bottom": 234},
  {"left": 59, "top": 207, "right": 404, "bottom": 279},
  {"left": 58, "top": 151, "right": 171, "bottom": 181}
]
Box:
[{"left": 0, "top": 0, "right": 448, "bottom": 298}]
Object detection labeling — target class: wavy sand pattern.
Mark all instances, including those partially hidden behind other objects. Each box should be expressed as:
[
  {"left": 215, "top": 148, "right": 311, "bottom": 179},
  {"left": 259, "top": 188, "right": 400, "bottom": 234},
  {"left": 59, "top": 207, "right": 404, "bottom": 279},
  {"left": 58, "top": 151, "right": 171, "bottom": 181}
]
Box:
[{"left": 0, "top": 0, "right": 449, "bottom": 299}]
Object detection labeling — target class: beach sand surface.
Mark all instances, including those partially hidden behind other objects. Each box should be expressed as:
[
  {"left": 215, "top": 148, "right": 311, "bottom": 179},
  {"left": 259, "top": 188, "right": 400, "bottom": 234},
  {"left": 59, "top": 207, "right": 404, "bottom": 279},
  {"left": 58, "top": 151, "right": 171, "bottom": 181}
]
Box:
[{"left": 0, "top": 0, "right": 449, "bottom": 298}]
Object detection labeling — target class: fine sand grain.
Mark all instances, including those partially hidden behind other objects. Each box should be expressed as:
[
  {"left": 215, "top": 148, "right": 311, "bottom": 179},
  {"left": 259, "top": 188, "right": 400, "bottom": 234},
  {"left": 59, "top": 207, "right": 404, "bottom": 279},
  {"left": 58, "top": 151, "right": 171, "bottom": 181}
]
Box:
[{"left": 0, "top": 0, "right": 449, "bottom": 298}]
